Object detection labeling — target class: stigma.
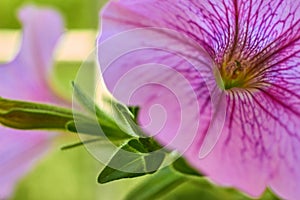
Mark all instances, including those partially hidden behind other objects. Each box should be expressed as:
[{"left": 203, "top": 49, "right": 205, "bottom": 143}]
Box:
[{"left": 218, "top": 58, "right": 250, "bottom": 90}]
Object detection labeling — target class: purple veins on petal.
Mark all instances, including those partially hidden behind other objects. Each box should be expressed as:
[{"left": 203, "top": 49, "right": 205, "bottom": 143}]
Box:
[
  {"left": 0, "top": 6, "right": 65, "bottom": 199},
  {"left": 99, "top": 0, "right": 300, "bottom": 199}
]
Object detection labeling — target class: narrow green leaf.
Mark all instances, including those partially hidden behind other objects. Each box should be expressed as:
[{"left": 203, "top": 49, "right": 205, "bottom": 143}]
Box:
[
  {"left": 127, "top": 139, "right": 149, "bottom": 153},
  {"left": 128, "top": 106, "right": 140, "bottom": 123},
  {"left": 172, "top": 157, "right": 202, "bottom": 177},
  {"left": 144, "top": 153, "right": 165, "bottom": 172},
  {"left": 125, "top": 167, "right": 186, "bottom": 200},
  {"left": 0, "top": 97, "right": 75, "bottom": 130},
  {"left": 61, "top": 138, "right": 101, "bottom": 150},
  {"left": 0, "top": 97, "right": 73, "bottom": 116},
  {"left": 65, "top": 121, "right": 78, "bottom": 133},
  {"left": 0, "top": 108, "right": 73, "bottom": 130},
  {"left": 0, "top": 97, "right": 134, "bottom": 142},
  {"left": 98, "top": 138, "right": 165, "bottom": 184},
  {"left": 72, "top": 82, "right": 116, "bottom": 128},
  {"left": 110, "top": 101, "right": 145, "bottom": 137},
  {"left": 126, "top": 163, "right": 281, "bottom": 200},
  {"left": 66, "top": 119, "right": 132, "bottom": 145},
  {"left": 72, "top": 82, "right": 138, "bottom": 142},
  {"left": 260, "top": 189, "right": 281, "bottom": 200},
  {"left": 138, "top": 137, "right": 162, "bottom": 152}
]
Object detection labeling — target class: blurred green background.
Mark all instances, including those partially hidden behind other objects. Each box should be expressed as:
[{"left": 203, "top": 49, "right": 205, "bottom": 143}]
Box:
[{"left": 0, "top": 0, "right": 105, "bottom": 29}]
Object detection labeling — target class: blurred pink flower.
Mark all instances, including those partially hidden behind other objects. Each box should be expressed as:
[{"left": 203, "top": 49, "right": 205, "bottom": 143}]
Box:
[
  {"left": 98, "top": 0, "right": 300, "bottom": 199},
  {"left": 0, "top": 6, "right": 64, "bottom": 198}
]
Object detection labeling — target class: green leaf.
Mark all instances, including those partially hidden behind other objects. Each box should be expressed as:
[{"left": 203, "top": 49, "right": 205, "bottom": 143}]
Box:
[
  {"left": 0, "top": 96, "right": 134, "bottom": 142},
  {"left": 161, "top": 177, "right": 242, "bottom": 200},
  {"left": 0, "top": 109, "right": 73, "bottom": 130},
  {"left": 0, "top": 97, "right": 73, "bottom": 115},
  {"left": 109, "top": 101, "right": 145, "bottom": 137},
  {"left": 72, "top": 83, "right": 139, "bottom": 142},
  {"left": 162, "top": 176, "right": 281, "bottom": 200},
  {"left": 128, "top": 106, "right": 140, "bottom": 124},
  {"left": 127, "top": 169, "right": 278, "bottom": 200},
  {"left": 172, "top": 157, "right": 202, "bottom": 177},
  {"left": 0, "top": 97, "right": 74, "bottom": 130},
  {"left": 260, "top": 189, "right": 281, "bottom": 200},
  {"left": 72, "top": 82, "right": 116, "bottom": 128},
  {"left": 125, "top": 167, "right": 186, "bottom": 200},
  {"left": 65, "top": 120, "right": 130, "bottom": 140},
  {"left": 61, "top": 138, "right": 101, "bottom": 150},
  {"left": 128, "top": 138, "right": 162, "bottom": 153},
  {"left": 98, "top": 138, "right": 165, "bottom": 184},
  {"left": 72, "top": 82, "right": 147, "bottom": 139}
]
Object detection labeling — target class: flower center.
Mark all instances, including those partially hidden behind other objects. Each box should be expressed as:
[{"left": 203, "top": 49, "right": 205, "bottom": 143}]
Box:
[{"left": 219, "top": 59, "right": 249, "bottom": 90}]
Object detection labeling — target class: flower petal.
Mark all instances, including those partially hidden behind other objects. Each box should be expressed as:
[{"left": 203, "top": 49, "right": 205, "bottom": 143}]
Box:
[
  {"left": 0, "top": 5, "right": 64, "bottom": 102},
  {"left": 99, "top": 0, "right": 300, "bottom": 199},
  {"left": 186, "top": 1, "right": 300, "bottom": 199},
  {"left": 0, "top": 6, "right": 64, "bottom": 198},
  {"left": 98, "top": 27, "right": 214, "bottom": 153},
  {"left": 0, "top": 128, "right": 52, "bottom": 198}
]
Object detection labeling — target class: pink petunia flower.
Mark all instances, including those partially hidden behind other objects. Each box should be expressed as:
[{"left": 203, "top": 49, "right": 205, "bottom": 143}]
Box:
[
  {"left": 0, "top": 6, "right": 64, "bottom": 198},
  {"left": 98, "top": 0, "right": 300, "bottom": 199}
]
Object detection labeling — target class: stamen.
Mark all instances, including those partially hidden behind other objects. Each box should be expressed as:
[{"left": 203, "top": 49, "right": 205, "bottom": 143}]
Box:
[{"left": 219, "top": 58, "right": 249, "bottom": 90}]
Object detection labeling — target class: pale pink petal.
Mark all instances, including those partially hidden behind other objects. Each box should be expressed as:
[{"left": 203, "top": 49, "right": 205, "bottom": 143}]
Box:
[
  {"left": 98, "top": 23, "right": 216, "bottom": 154},
  {"left": 0, "top": 5, "right": 64, "bottom": 102},
  {"left": 0, "top": 6, "right": 64, "bottom": 198},
  {"left": 0, "top": 128, "right": 54, "bottom": 198}
]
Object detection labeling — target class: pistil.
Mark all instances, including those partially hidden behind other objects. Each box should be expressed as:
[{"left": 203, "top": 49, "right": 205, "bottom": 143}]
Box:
[{"left": 219, "top": 59, "right": 249, "bottom": 90}]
